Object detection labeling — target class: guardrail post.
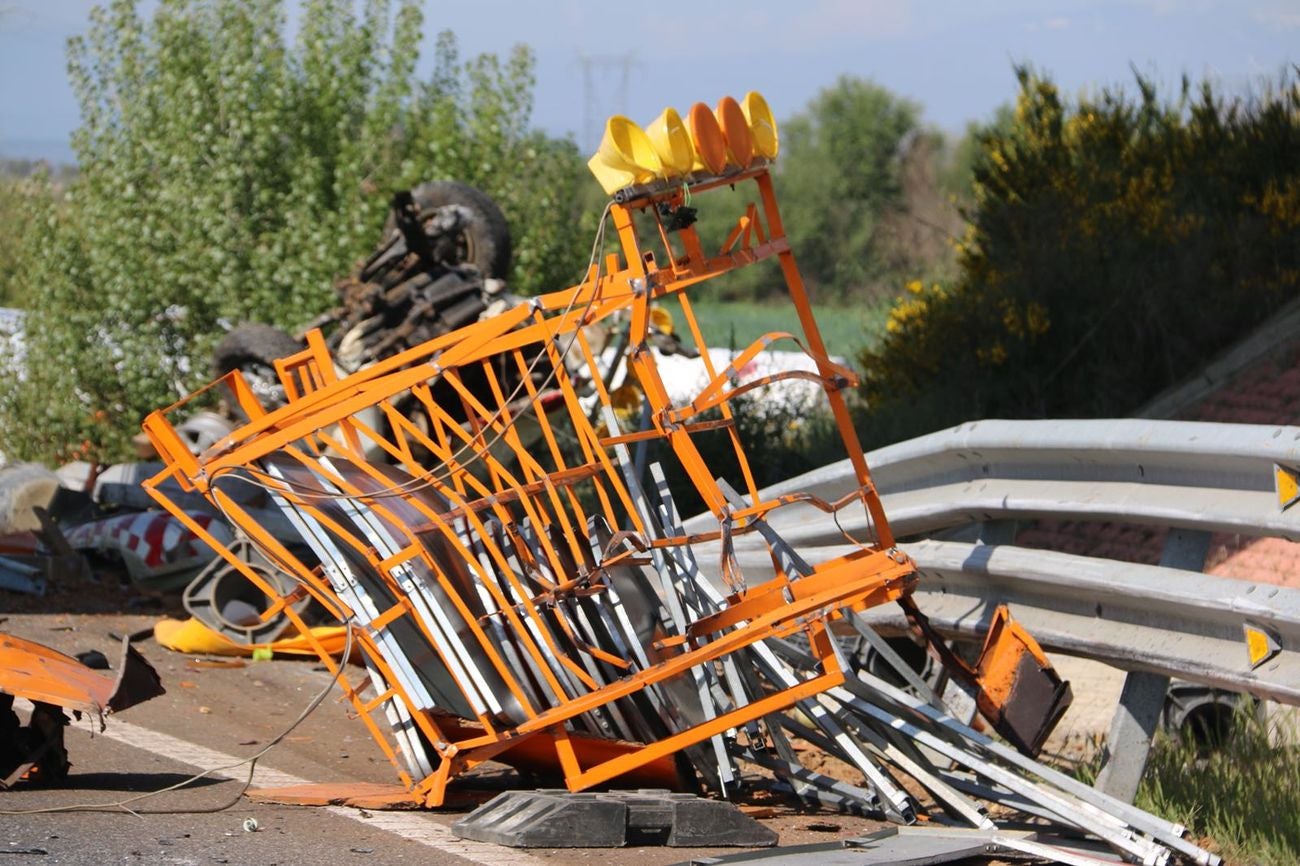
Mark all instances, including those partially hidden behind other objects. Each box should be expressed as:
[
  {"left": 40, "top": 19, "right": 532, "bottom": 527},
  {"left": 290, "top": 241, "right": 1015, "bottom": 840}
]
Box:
[{"left": 1095, "top": 528, "right": 1211, "bottom": 802}]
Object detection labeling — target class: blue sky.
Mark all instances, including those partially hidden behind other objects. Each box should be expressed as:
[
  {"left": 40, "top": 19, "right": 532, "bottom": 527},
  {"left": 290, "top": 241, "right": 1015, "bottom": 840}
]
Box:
[{"left": 1, "top": 0, "right": 1296, "bottom": 164}]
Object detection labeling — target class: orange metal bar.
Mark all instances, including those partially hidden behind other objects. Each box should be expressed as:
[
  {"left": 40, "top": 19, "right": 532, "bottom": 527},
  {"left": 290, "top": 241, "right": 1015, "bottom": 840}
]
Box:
[{"left": 143, "top": 164, "right": 919, "bottom": 807}]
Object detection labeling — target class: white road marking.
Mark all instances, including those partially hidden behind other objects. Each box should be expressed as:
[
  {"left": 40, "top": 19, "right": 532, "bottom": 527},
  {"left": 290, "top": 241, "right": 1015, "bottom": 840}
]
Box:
[{"left": 15, "top": 700, "right": 544, "bottom": 866}]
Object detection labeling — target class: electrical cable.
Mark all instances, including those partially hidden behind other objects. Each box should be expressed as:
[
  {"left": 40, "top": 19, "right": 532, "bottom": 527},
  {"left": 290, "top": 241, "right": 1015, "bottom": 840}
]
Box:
[{"left": 0, "top": 620, "right": 355, "bottom": 816}]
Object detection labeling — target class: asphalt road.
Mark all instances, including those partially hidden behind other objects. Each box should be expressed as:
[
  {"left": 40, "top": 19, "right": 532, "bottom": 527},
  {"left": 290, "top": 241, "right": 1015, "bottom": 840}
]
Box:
[{"left": 1, "top": 611, "right": 893, "bottom": 866}]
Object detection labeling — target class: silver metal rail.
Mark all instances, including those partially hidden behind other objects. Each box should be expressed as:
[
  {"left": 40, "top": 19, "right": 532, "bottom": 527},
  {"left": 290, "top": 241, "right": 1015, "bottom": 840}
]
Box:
[
  {"left": 686, "top": 419, "right": 1300, "bottom": 704},
  {"left": 712, "top": 418, "right": 1300, "bottom": 545},
  {"left": 874, "top": 539, "right": 1300, "bottom": 704}
]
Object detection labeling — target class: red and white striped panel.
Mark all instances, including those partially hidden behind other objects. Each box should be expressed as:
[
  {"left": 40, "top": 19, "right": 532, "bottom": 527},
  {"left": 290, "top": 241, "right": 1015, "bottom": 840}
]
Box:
[{"left": 64, "top": 511, "right": 233, "bottom": 569}]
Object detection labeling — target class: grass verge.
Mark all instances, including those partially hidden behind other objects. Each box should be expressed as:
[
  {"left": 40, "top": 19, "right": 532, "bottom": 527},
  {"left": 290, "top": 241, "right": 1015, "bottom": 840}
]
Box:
[
  {"left": 1078, "top": 707, "right": 1300, "bottom": 865},
  {"left": 655, "top": 295, "right": 889, "bottom": 360},
  {"left": 1139, "top": 709, "right": 1300, "bottom": 865}
]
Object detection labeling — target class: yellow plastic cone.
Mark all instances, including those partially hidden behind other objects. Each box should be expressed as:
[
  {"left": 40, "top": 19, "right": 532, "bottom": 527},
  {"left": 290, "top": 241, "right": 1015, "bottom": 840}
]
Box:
[
  {"left": 645, "top": 107, "right": 694, "bottom": 177},
  {"left": 742, "top": 91, "right": 779, "bottom": 159},
  {"left": 686, "top": 102, "right": 728, "bottom": 175},
  {"left": 587, "top": 115, "right": 663, "bottom": 195}
]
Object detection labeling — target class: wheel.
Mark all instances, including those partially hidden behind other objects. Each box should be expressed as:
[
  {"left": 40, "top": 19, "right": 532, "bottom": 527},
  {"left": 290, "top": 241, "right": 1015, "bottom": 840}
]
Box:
[
  {"left": 386, "top": 180, "right": 512, "bottom": 279},
  {"left": 211, "top": 323, "right": 304, "bottom": 409}
]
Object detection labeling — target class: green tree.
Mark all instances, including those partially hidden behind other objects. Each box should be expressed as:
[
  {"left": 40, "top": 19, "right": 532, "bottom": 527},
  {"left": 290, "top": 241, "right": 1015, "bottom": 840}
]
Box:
[
  {"left": 858, "top": 68, "right": 1300, "bottom": 447},
  {"left": 691, "top": 77, "right": 922, "bottom": 303},
  {"left": 778, "top": 76, "right": 921, "bottom": 303},
  {"left": 0, "top": 0, "right": 587, "bottom": 464},
  {"left": 0, "top": 178, "right": 30, "bottom": 307}
]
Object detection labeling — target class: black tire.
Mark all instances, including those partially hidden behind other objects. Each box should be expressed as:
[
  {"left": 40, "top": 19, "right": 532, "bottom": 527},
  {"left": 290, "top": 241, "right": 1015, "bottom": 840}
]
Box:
[
  {"left": 387, "top": 180, "right": 512, "bottom": 279},
  {"left": 212, "top": 323, "right": 304, "bottom": 409}
]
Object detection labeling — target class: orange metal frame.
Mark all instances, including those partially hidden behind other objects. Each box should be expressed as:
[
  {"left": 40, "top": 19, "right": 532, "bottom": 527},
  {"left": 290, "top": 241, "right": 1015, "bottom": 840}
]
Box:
[{"left": 141, "top": 166, "right": 917, "bottom": 806}]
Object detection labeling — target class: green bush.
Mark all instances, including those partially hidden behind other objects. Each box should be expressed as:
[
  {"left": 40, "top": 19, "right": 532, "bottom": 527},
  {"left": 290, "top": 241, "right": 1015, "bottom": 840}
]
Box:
[
  {"left": 0, "top": 0, "right": 588, "bottom": 465},
  {"left": 0, "top": 178, "right": 33, "bottom": 307},
  {"left": 857, "top": 68, "right": 1300, "bottom": 447},
  {"left": 689, "top": 77, "right": 924, "bottom": 304}
]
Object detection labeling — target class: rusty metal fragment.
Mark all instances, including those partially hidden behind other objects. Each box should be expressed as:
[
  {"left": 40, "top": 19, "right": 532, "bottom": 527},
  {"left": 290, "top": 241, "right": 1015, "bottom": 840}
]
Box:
[
  {"left": 0, "top": 633, "right": 165, "bottom": 788},
  {"left": 0, "top": 633, "right": 164, "bottom": 721}
]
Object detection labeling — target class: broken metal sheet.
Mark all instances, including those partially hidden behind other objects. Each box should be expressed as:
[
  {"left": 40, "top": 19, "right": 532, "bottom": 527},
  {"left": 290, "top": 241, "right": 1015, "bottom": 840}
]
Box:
[
  {"left": 0, "top": 555, "right": 46, "bottom": 595},
  {"left": 966, "top": 603, "right": 1074, "bottom": 756},
  {"left": 992, "top": 835, "right": 1128, "bottom": 865},
  {"left": 0, "top": 634, "right": 164, "bottom": 789},
  {"left": 675, "top": 827, "right": 1040, "bottom": 865},
  {"left": 0, "top": 632, "right": 165, "bottom": 722},
  {"left": 451, "top": 789, "right": 778, "bottom": 848}
]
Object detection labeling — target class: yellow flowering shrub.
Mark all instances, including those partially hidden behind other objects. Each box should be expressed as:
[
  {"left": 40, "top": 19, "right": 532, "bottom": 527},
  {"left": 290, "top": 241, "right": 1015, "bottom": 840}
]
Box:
[{"left": 857, "top": 68, "right": 1300, "bottom": 447}]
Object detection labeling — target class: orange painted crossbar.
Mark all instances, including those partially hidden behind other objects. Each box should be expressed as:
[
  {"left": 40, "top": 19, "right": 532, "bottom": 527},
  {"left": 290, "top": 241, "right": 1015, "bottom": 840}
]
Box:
[{"left": 142, "top": 165, "right": 917, "bottom": 806}]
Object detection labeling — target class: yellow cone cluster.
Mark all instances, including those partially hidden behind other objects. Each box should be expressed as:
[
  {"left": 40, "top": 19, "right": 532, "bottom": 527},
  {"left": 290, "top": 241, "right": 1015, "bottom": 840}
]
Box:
[{"left": 587, "top": 91, "right": 779, "bottom": 195}]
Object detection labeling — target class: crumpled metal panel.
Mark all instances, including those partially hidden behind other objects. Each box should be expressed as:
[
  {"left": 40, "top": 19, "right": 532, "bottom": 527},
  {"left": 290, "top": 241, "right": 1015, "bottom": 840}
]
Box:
[{"left": 0, "top": 633, "right": 165, "bottom": 721}]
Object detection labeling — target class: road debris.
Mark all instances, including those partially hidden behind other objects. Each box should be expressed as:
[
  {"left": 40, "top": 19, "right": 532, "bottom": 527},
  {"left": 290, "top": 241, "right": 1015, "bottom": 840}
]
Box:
[
  {"left": 0, "top": 632, "right": 164, "bottom": 788},
  {"left": 452, "top": 789, "right": 777, "bottom": 848},
  {"left": 132, "top": 93, "right": 1219, "bottom": 865}
]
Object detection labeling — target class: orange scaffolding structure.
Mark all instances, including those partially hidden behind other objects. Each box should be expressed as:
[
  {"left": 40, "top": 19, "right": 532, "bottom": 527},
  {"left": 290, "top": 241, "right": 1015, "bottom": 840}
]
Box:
[{"left": 141, "top": 162, "right": 919, "bottom": 807}]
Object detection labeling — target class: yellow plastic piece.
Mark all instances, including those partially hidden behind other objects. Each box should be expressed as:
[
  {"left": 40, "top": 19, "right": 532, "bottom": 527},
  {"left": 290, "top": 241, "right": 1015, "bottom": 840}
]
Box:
[
  {"left": 715, "top": 96, "right": 754, "bottom": 168},
  {"left": 649, "top": 305, "right": 674, "bottom": 334},
  {"left": 686, "top": 102, "right": 728, "bottom": 175},
  {"left": 742, "top": 91, "right": 779, "bottom": 159},
  {"left": 154, "top": 617, "right": 351, "bottom": 659},
  {"left": 645, "top": 107, "right": 694, "bottom": 177},
  {"left": 610, "top": 382, "right": 645, "bottom": 427},
  {"left": 587, "top": 115, "right": 663, "bottom": 195}
]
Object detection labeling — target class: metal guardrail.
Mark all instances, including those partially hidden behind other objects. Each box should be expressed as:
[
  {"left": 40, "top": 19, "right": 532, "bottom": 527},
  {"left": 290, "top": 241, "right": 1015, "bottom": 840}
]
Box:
[
  {"left": 727, "top": 418, "right": 1300, "bottom": 544},
  {"left": 686, "top": 419, "right": 1300, "bottom": 705},
  {"left": 874, "top": 540, "right": 1300, "bottom": 704}
]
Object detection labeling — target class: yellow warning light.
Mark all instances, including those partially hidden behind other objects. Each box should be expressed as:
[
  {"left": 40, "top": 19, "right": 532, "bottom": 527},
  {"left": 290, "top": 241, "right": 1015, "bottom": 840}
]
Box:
[
  {"left": 1244, "top": 622, "right": 1281, "bottom": 669},
  {"left": 586, "top": 94, "right": 779, "bottom": 193},
  {"left": 645, "top": 107, "right": 694, "bottom": 177},
  {"left": 1276, "top": 463, "right": 1300, "bottom": 511},
  {"left": 742, "top": 91, "right": 779, "bottom": 159},
  {"left": 587, "top": 116, "right": 663, "bottom": 195},
  {"left": 686, "top": 102, "right": 728, "bottom": 175},
  {"left": 714, "top": 96, "right": 753, "bottom": 168}
]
